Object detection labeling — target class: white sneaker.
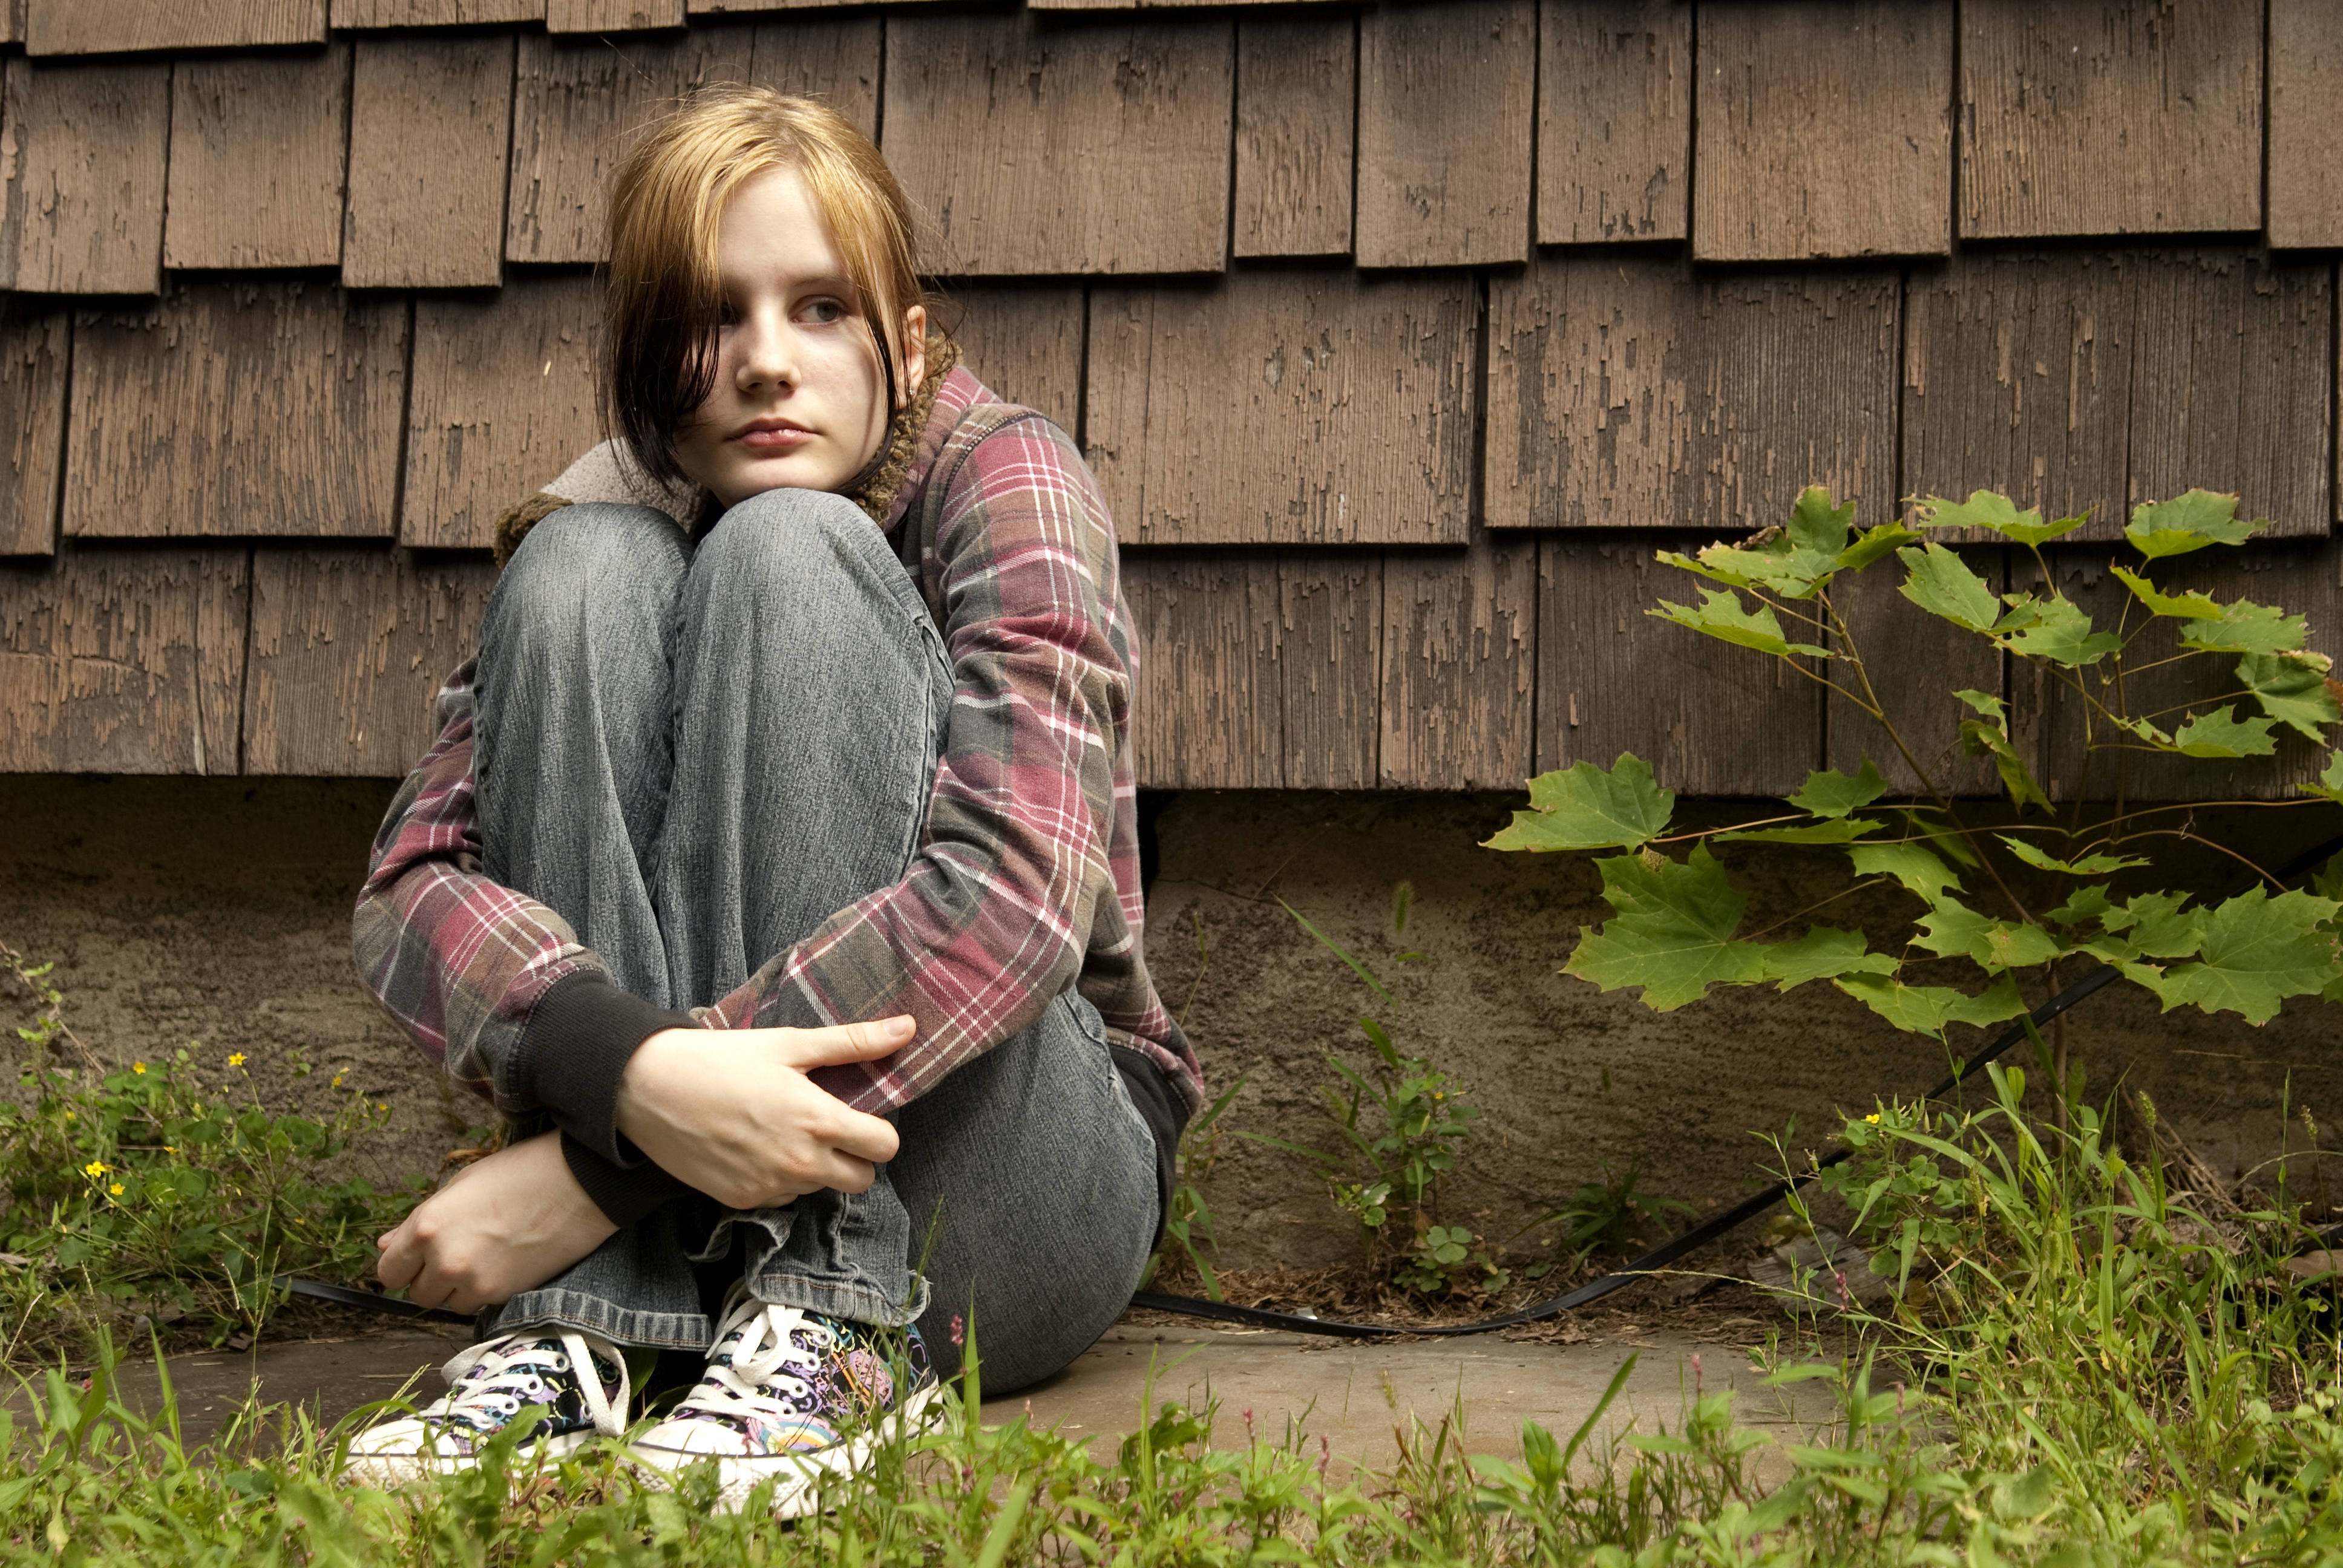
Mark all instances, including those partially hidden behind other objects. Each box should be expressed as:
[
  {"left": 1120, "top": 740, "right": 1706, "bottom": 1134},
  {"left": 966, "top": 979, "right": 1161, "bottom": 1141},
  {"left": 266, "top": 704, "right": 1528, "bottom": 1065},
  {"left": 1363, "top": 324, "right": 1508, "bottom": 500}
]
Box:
[
  {"left": 343, "top": 1328, "right": 631, "bottom": 1486},
  {"left": 629, "top": 1287, "right": 940, "bottom": 1515}
]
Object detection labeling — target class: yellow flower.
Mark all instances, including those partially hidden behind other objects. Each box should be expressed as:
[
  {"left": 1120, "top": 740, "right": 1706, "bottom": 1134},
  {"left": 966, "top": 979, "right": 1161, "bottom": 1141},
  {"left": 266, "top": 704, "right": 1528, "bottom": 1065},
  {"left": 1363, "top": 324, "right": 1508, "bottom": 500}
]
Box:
[
  {"left": 227, "top": 1053, "right": 246, "bottom": 1068},
  {"left": 133, "top": 1062, "right": 146, "bottom": 1074},
  {"left": 108, "top": 1183, "right": 124, "bottom": 1197},
  {"left": 376, "top": 1103, "right": 389, "bottom": 1112},
  {"left": 331, "top": 1073, "right": 345, "bottom": 1088},
  {"left": 1864, "top": 1113, "right": 1881, "bottom": 1124},
  {"left": 83, "top": 1160, "right": 108, "bottom": 1177},
  {"left": 62, "top": 1110, "right": 74, "bottom": 1120}
]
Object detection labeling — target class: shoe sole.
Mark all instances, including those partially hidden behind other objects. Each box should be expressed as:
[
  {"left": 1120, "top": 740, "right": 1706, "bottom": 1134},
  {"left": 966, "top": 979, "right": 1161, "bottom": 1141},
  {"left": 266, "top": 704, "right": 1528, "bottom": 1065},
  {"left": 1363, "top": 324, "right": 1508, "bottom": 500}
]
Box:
[
  {"left": 628, "top": 1382, "right": 945, "bottom": 1516},
  {"left": 342, "top": 1428, "right": 597, "bottom": 1489}
]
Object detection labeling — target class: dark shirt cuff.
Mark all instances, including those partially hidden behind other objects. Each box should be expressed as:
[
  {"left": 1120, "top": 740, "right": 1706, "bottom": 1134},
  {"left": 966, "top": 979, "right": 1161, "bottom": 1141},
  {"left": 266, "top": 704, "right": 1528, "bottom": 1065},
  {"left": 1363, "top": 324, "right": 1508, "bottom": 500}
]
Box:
[
  {"left": 560, "top": 1132, "right": 689, "bottom": 1229},
  {"left": 1108, "top": 1045, "right": 1191, "bottom": 1249},
  {"left": 512, "top": 971, "right": 695, "bottom": 1167}
]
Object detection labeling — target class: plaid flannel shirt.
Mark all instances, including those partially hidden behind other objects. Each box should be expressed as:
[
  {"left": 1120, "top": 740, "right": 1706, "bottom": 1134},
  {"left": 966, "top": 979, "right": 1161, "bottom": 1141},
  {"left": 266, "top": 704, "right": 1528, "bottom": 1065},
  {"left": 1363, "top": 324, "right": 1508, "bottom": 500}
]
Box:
[{"left": 352, "top": 368, "right": 1202, "bottom": 1128}]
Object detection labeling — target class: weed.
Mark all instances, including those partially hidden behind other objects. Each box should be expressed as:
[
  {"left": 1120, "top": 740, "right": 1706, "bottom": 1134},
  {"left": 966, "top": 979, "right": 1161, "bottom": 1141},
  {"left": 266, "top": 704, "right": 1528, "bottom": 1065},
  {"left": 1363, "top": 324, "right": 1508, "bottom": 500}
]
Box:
[
  {"left": 1143, "top": 1072, "right": 1247, "bottom": 1301},
  {"left": 1519, "top": 1163, "right": 1696, "bottom": 1278}
]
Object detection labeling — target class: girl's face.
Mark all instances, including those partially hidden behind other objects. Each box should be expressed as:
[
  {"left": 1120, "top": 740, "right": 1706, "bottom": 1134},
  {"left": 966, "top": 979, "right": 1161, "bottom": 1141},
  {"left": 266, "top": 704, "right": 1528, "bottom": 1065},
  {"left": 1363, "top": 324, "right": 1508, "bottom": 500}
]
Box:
[{"left": 674, "top": 166, "right": 926, "bottom": 508}]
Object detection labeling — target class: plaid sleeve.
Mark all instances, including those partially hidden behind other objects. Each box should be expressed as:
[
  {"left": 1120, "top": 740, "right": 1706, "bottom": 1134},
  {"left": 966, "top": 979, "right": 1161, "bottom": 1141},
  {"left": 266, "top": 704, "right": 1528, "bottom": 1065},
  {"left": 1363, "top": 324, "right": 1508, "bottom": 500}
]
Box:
[
  {"left": 349, "top": 658, "right": 609, "bottom": 1110},
  {"left": 700, "top": 417, "right": 1128, "bottom": 1113}
]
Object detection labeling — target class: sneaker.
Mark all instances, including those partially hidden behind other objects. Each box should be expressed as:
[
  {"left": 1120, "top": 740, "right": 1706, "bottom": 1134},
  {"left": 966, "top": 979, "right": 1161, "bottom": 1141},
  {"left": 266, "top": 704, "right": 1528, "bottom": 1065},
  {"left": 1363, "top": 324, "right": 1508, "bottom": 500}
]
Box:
[
  {"left": 343, "top": 1328, "right": 631, "bottom": 1486},
  {"left": 629, "top": 1287, "right": 940, "bottom": 1514}
]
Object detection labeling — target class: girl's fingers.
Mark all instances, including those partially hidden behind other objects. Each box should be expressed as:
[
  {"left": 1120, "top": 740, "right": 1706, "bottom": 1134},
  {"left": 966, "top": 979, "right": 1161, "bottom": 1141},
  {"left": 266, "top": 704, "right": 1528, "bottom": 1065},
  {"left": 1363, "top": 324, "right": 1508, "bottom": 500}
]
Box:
[{"left": 768, "top": 1016, "right": 915, "bottom": 1068}]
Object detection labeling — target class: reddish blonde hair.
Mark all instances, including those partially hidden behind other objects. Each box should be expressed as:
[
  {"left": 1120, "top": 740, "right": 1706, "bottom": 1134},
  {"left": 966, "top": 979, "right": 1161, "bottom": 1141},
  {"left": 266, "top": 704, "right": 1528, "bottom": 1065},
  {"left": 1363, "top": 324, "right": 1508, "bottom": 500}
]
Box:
[{"left": 605, "top": 86, "right": 932, "bottom": 486}]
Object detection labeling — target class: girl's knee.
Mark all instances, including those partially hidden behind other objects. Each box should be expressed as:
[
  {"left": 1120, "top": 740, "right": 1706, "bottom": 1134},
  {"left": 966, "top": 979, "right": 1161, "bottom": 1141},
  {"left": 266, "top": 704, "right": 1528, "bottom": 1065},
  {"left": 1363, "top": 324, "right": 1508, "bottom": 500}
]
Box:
[{"left": 490, "top": 505, "right": 691, "bottom": 645}]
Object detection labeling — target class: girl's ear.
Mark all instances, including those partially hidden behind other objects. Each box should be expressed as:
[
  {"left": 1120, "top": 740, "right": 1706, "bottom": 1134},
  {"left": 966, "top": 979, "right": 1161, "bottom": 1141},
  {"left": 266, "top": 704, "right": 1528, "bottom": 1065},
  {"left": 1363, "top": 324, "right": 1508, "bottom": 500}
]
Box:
[{"left": 899, "top": 304, "right": 928, "bottom": 400}]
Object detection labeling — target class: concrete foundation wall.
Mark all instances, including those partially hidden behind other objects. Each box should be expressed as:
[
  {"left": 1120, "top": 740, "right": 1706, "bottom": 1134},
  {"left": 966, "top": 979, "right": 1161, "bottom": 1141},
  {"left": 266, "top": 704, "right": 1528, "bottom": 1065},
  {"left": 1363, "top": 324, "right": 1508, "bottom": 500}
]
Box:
[{"left": 4, "top": 776, "right": 2339, "bottom": 1269}]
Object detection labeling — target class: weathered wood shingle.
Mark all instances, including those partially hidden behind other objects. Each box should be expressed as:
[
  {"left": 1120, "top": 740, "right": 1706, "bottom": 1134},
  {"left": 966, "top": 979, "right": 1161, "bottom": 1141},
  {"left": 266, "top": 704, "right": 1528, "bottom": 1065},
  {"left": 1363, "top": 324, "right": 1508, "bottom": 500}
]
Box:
[
  {"left": 2269, "top": 0, "right": 2343, "bottom": 250},
  {"left": 27, "top": 0, "right": 327, "bottom": 54},
  {"left": 1355, "top": 0, "right": 1532, "bottom": 269},
  {"left": 1234, "top": 13, "right": 1354, "bottom": 259},
  {"left": 1381, "top": 535, "right": 1536, "bottom": 789},
  {"left": 1089, "top": 270, "right": 1476, "bottom": 546},
  {"left": 344, "top": 34, "right": 516, "bottom": 289},
  {"left": 67, "top": 284, "right": 409, "bottom": 540},
  {"left": 0, "top": 309, "right": 68, "bottom": 559},
  {"left": 1122, "top": 552, "right": 1280, "bottom": 789},
  {"left": 950, "top": 285, "right": 1086, "bottom": 436},
  {"left": 330, "top": 0, "right": 539, "bottom": 22},
  {"left": 1693, "top": 0, "right": 1951, "bottom": 261},
  {"left": 1537, "top": 0, "right": 1690, "bottom": 246},
  {"left": 0, "top": 59, "right": 170, "bottom": 295},
  {"left": 165, "top": 47, "right": 352, "bottom": 272},
  {"left": 883, "top": 13, "right": 1231, "bottom": 276},
  {"left": 546, "top": 0, "right": 684, "bottom": 31}
]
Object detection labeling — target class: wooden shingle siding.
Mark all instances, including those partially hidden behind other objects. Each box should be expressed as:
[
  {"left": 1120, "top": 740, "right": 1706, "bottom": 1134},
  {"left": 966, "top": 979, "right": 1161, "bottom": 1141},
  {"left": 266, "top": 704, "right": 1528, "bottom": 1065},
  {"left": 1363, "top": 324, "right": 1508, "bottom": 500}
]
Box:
[
  {"left": 1536, "top": 537, "right": 1820, "bottom": 795},
  {"left": 1123, "top": 552, "right": 1280, "bottom": 789},
  {"left": 241, "top": 548, "right": 496, "bottom": 775},
  {"left": 344, "top": 34, "right": 516, "bottom": 289},
  {"left": 883, "top": 14, "right": 1231, "bottom": 278},
  {"left": 2127, "top": 251, "right": 2332, "bottom": 539},
  {"left": 0, "top": 59, "right": 169, "bottom": 295},
  {"left": 1693, "top": 0, "right": 1950, "bottom": 261},
  {"left": 1485, "top": 258, "right": 1899, "bottom": 531},
  {"left": 1355, "top": 0, "right": 1532, "bottom": 269},
  {"left": 2268, "top": 0, "right": 2343, "bottom": 250},
  {"left": 1087, "top": 270, "right": 1475, "bottom": 547},
  {"left": 1901, "top": 252, "right": 2133, "bottom": 541},
  {"left": 330, "top": 0, "right": 540, "bottom": 24},
  {"left": 404, "top": 275, "right": 599, "bottom": 551},
  {"left": 547, "top": 0, "right": 685, "bottom": 33},
  {"left": 2033, "top": 543, "right": 2342, "bottom": 801},
  {"left": 0, "top": 547, "right": 249, "bottom": 774},
  {"left": 1380, "top": 535, "right": 1536, "bottom": 789},
  {"left": 66, "top": 284, "right": 408, "bottom": 540},
  {"left": 26, "top": 0, "right": 327, "bottom": 54},
  {"left": 1536, "top": 0, "right": 1689, "bottom": 246},
  {"left": 1824, "top": 546, "right": 2003, "bottom": 797},
  {"left": 1959, "top": 0, "right": 2262, "bottom": 240},
  {"left": 1233, "top": 14, "right": 1354, "bottom": 259},
  {"left": 1279, "top": 554, "right": 1381, "bottom": 789},
  {"left": 165, "top": 48, "right": 352, "bottom": 273},
  {"left": 0, "top": 308, "right": 68, "bottom": 558},
  {"left": 948, "top": 285, "right": 1086, "bottom": 437},
  {"left": 1, "top": 0, "right": 18, "bottom": 45}
]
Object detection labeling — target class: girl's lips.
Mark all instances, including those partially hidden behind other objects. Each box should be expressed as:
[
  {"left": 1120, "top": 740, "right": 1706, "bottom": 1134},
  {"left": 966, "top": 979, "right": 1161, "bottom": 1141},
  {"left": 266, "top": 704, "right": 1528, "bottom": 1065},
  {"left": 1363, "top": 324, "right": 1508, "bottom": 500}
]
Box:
[{"left": 733, "top": 422, "right": 813, "bottom": 452}]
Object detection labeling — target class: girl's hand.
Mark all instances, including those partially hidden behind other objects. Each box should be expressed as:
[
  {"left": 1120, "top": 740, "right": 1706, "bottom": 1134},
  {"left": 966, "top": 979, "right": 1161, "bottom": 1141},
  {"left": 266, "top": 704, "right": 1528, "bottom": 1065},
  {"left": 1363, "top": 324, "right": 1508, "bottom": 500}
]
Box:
[
  {"left": 375, "top": 1131, "right": 617, "bottom": 1314},
  {"left": 613, "top": 1018, "right": 909, "bottom": 1210}
]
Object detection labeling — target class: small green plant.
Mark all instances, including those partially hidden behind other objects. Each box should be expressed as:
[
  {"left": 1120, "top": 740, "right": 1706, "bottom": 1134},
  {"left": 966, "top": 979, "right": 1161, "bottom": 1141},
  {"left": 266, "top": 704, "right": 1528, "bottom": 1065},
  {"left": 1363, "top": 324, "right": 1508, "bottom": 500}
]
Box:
[
  {"left": 1519, "top": 1162, "right": 1695, "bottom": 1278},
  {"left": 1142, "top": 1072, "right": 1246, "bottom": 1301},
  {"left": 1, "top": 938, "right": 422, "bottom": 1364}
]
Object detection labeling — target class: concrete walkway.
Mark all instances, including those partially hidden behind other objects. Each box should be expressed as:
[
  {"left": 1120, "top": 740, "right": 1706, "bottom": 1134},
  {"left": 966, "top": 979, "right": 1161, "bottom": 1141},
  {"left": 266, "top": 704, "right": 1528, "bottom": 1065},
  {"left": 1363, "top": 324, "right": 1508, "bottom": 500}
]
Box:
[{"left": 33, "top": 1313, "right": 1839, "bottom": 1478}]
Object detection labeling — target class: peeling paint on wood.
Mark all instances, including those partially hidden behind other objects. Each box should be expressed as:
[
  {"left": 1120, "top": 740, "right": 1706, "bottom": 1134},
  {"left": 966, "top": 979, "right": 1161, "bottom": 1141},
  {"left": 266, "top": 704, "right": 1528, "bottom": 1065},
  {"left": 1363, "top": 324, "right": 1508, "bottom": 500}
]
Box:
[
  {"left": 1538, "top": 537, "right": 1821, "bottom": 795},
  {"left": 28, "top": 0, "right": 326, "bottom": 54},
  {"left": 330, "top": 0, "right": 540, "bottom": 22},
  {"left": 242, "top": 549, "right": 496, "bottom": 776},
  {"left": 1234, "top": 13, "right": 1354, "bottom": 258},
  {"left": 1122, "top": 550, "right": 1279, "bottom": 789},
  {"left": 548, "top": 0, "right": 685, "bottom": 33},
  {"left": 1356, "top": 0, "right": 1532, "bottom": 268},
  {"left": 1088, "top": 271, "right": 1476, "bottom": 546},
  {"left": 67, "top": 284, "right": 409, "bottom": 540},
  {"left": 1538, "top": 0, "right": 1689, "bottom": 246},
  {"left": 883, "top": 12, "right": 1231, "bottom": 276},
  {"left": 165, "top": 46, "right": 351, "bottom": 272},
  {"left": 749, "top": 16, "right": 880, "bottom": 141},
  {"left": 404, "top": 275, "right": 600, "bottom": 550},
  {"left": 1486, "top": 256, "right": 1899, "bottom": 531},
  {"left": 0, "top": 59, "right": 169, "bottom": 295},
  {"left": 0, "top": 307, "right": 67, "bottom": 558},
  {"left": 1381, "top": 534, "right": 1536, "bottom": 789},
  {"left": 345, "top": 33, "right": 516, "bottom": 289},
  {"left": 0, "top": 546, "right": 249, "bottom": 774},
  {"left": 949, "top": 284, "right": 1085, "bottom": 436},
  {"left": 1694, "top": 0, "right": 1950, "bottom": 261},
  {"left": 1280, "top": 552, "right": 1380, "bottom": 789},
  {"left": 1960, "top": 0, "right": 2261, "bottom": 239},
  {"left": 2269, "top": 0, "right": 2343, "bottom": 250}
]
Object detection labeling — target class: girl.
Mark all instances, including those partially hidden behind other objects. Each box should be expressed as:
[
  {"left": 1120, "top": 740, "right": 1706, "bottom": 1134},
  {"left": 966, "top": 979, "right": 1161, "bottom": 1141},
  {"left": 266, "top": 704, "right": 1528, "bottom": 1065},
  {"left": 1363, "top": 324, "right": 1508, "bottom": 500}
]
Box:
[{"left": 345, "top": 87, "right": 1198, "bottom": 1512}]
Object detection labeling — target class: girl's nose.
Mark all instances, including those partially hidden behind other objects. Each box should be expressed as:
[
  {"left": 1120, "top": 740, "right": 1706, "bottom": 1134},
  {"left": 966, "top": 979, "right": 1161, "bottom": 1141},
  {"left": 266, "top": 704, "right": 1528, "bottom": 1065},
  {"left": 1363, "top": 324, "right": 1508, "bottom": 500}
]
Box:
[{"left": 734, "top": 306, "right": 798, "bottom": 393}]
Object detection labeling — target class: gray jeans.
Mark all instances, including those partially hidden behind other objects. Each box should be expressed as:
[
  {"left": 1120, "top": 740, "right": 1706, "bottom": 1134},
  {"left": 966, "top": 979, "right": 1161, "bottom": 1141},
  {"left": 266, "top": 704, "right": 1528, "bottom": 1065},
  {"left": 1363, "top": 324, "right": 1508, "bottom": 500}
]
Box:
[{"left": 468, "top": 491, "right": 1160, "bottom": 1394}]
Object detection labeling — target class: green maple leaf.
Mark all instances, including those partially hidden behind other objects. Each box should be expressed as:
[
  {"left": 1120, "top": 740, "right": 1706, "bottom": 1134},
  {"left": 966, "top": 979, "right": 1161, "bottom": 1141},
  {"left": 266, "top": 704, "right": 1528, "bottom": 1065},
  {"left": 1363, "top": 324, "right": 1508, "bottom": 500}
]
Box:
[
  {"left": 1997, "top": 837, "right": 2150, "bottom": 876},
  {"left": 1836, "top": 522, "right": 1921, "bottom": 575},
  {"left": 2090, "top": 891, "right": 2206, "bottom": 961},
  {"left": 2001, "top": 595, "right": 2123, "bottom": 666},
  {"left": 1651, "top": 589, "right": 1829, "bottom": 658},
  {"left": 2238, "top": 651, "right": 2340, "bottom": 741},
  {"left": 1717, "top": 818, "right": 1883, "bottom": 844},
  {"left": 1562, "top": 846, "right": 1763, "bottom": 1010},
  {"left": 1909, "top": 490, "right": 2088, "bottom": 549},
  {"left": 1759, "top": 927, "right": 1896, "bottom": 991},
  {"left": 1833, "top": 973, "right": 2030, "bottom": 1037},
  {"left": 1912, "top": 898, "right": 2062, "bottom": 973},
  {"left": 2128, "top": 887, "right": 2343, "bottom": 1025},
  {"left": 1959, "top": 716, "right": 2054, "bottom": 814},
  {"left": 2301, "top": 751, "right": 2343, "bottom": 805},
  {"left": 1654, "top": 488, "right": 1864, "bottom": 601},
  {"left": 2168, "top": 706, "right": 2277, "bottom": 759},
  {"left": 2108, "top": 564, "right": 2221, "bottom": 619},
  {"left": 1786, "top": 760, "right": 1890, "bottom": 819},
  {"left": 2177, "top": 601, "right": 2311, "bottom": 657},
  {"left": 1485, "top": 754, "right": 1675, "bottom": 853},
  {"left": 2126, "top": 490, "right": 2264, "bottom": 560},
  {"left": 2045, "top": 885, "right": 2116, "bottom": 927},
  {"left": 2315, "top": 852, "right": 2343, "bottom": 903},
  {"left": 1847, "top": 840, "right": 1963, "bottom": 902},
  {"left": 1896, "top": 545, "right": 2002, "bottom": 633}
]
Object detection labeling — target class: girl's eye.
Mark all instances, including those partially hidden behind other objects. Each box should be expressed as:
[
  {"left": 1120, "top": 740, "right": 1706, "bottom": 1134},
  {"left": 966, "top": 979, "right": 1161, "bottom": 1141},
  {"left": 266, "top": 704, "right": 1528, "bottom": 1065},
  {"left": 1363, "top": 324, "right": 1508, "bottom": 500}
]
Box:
[{"left": 801, "top": 299, "right": 847, "bottom": 325}]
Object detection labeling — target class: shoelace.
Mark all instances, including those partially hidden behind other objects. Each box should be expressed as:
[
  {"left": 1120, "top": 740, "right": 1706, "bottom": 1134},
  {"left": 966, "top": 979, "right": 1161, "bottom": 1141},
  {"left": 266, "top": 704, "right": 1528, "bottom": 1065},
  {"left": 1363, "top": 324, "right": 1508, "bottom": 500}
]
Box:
[
  {"left": 679, "top": 1300, "right": 834, "bottom": 1425},
  {"left": 429, "top": 1330, "right": 629, "bottom": 1438}
]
